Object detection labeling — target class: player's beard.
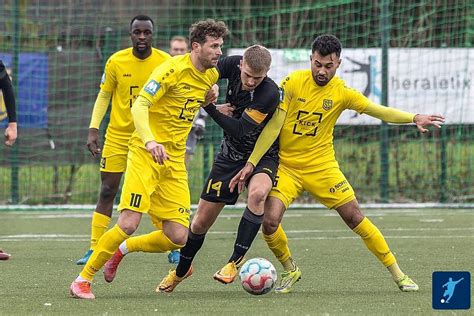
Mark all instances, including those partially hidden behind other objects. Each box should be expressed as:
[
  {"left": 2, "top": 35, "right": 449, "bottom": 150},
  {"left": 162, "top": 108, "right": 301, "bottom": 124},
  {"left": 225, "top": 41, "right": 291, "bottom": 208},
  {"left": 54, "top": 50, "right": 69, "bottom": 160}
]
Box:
[
  {"left": 198, "top": 55, "right": 217, "bottom": 70},
  {"left": 313, "top": 73, "right": 329, "bottom": 86},
  {"left": 135, "top": 42, "right": 150, "bottom": 53}
]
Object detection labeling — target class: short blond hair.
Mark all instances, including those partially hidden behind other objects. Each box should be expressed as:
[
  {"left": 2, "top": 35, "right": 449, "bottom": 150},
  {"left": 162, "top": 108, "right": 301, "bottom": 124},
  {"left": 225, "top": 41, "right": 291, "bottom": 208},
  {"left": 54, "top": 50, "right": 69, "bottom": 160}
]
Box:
[
  {"left": 243, "top": 45, "right": 272, "bottom": 73},
  {"left": 170, "top": 35, "right": 187, "bottom": 45}
]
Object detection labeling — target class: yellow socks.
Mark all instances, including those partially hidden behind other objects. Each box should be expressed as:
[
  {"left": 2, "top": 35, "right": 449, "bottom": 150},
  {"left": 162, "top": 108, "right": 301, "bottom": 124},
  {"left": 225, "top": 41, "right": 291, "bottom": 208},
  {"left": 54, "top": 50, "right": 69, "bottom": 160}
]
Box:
[
  {"left": 126, "top": 230, "right": 183, "bottom": 253},
  {"left": 281, "top": 257, "right": 297, "bottom": 272},
  {"left": 90, "top": 212, "right": 111, "bottom": 250},
  {"left": 80, "top": 224, "right": 129, "bottom": 281},
  {"left": 387, "top": 262, "right": 406, "bottom": 282},
  {"left": 353, "top": 217, "right": 396, "bottom": 267},
  {"left": 263, "top": 224, "right": 292, "bottom": 269}
]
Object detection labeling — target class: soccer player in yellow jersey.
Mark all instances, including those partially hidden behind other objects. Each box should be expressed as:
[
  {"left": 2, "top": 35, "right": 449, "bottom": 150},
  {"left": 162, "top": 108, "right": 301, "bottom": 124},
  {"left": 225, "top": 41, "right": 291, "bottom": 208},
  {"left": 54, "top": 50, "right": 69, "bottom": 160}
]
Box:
[
  {"left": 76, "top": 15, "right": 171, "bottom": 265},
  {"left": 230, "top": 34, "right": 445, "bottom": 293},
  {"left": 70, "top": 19, "right": 228, "bottom": 299}
]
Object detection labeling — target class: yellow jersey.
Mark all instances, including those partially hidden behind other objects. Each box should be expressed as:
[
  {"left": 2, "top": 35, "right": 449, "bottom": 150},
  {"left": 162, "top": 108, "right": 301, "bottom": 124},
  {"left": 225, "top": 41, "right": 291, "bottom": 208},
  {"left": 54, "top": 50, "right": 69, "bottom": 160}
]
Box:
[
  {"left": 130, "top": 53, "right": 219, "bottom": 160},
  {"left": 278, "top": 70, "right": 370, "bottom": 170},
  {"left": 100, "top": 47, "right": 170, "bottom": 148}
]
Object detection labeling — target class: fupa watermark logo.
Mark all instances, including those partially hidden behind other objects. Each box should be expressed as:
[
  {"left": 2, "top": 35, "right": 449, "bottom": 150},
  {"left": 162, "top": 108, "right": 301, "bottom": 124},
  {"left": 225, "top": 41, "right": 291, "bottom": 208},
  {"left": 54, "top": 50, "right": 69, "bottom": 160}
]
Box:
[{"left": 432, "top": 271, "right": 471, "bottom": 310}]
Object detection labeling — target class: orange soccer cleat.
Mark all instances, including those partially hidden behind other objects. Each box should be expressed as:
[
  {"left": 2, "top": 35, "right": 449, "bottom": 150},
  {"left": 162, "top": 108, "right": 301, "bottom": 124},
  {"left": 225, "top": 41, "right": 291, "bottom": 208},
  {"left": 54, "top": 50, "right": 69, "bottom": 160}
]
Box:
[{"left": 69, "top": 281, "right": 95, "bottom": 300}]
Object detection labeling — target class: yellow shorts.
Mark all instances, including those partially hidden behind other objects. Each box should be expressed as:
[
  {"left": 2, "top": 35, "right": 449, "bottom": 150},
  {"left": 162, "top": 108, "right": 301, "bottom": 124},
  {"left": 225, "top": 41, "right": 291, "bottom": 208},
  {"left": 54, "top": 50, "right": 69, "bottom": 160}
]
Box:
[
  {"left": 118, "top": 145, "right": 191, "bottom": 229},
  {"left": 100, "top": 141, "right": 128, "bottom": 173},
  {"left": 269, "top": 164, "right": 355, "bottom": 209}
]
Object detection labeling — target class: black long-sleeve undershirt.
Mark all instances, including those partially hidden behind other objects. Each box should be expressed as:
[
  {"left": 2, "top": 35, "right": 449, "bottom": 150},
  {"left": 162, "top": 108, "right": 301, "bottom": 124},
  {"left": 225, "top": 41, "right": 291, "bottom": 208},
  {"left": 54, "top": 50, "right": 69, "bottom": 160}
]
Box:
[
  {"left": 203, "top": 103, "right": 257, "bottom": 140},
  {"left": 0, "top": 62, "right": 16, "bottom": 123}
]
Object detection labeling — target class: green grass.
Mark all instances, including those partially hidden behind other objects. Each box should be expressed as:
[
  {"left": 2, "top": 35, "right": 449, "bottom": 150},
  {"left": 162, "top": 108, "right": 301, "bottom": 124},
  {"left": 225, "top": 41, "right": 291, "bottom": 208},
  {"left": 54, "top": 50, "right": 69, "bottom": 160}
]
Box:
[{"left": 0, "top": 208, "right": 472, "bottom": 314}]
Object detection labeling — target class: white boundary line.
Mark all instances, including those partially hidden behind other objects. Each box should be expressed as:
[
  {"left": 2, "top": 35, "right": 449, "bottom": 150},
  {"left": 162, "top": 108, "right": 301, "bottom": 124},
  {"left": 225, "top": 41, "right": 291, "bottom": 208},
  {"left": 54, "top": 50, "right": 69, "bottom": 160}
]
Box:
[
  {"left": 6, "top": 208, "right": 474, "bottom": 219},
  {"left": 1, "top": 234, "right": 472, "bottom": 242},
  {"left": 1, "top": 226, "right": 472, "bottom": 241}
]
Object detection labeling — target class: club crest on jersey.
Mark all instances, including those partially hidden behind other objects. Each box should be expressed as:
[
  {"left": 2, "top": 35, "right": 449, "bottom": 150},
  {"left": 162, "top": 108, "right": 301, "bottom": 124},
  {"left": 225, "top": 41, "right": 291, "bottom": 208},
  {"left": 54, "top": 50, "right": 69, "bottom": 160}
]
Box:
[
  {"left": 323, "top": 99, "right": 333, "bottom": 111},
  {"left": 144, "top": 80, "right": 160, "bottom": 96},
  {"left": 101, "top": 73, "right": 106, "bottom": 84}
]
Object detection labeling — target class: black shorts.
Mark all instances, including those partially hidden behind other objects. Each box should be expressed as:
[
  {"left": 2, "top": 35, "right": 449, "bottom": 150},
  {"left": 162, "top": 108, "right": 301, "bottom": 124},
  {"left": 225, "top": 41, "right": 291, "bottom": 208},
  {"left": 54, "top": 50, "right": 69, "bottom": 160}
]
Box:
[{"left": 200, "top": 154, "right": 278, "bottom": 205}]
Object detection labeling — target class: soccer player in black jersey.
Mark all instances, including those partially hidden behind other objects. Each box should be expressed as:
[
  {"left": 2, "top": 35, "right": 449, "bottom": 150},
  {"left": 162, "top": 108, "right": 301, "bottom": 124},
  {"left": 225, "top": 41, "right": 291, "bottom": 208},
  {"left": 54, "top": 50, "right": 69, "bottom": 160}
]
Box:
[
  {"left": 0, "top": 60, "right": 17, "bottom": 260},
  {"left": 1, "top": 60, "right": 17, "bottom": 147},
  {"left": 158, "top": 45, "right": 281, "bottom": 293}
]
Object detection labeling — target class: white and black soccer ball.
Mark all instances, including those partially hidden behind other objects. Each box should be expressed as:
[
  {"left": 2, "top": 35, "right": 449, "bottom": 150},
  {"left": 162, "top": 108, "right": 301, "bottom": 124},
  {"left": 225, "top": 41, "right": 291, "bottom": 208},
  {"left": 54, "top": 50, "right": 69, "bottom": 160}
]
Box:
[{"left": 239, "top": 257, "right": 277, "bottom": 295}]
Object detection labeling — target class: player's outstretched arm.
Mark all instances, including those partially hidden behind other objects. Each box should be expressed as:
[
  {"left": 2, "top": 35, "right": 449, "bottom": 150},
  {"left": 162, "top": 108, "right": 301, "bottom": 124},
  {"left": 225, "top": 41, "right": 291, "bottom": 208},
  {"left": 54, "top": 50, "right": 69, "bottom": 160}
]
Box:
[{"left": 362, "top": 102, "right": 445, "bottom": 133}]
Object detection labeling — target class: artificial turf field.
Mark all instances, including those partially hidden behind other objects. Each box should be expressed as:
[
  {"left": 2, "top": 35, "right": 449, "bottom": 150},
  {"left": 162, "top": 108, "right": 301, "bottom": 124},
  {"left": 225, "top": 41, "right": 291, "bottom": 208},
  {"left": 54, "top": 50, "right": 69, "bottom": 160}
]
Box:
[{"left": 0, "top": 207, "right": 472, "bottom": 315}]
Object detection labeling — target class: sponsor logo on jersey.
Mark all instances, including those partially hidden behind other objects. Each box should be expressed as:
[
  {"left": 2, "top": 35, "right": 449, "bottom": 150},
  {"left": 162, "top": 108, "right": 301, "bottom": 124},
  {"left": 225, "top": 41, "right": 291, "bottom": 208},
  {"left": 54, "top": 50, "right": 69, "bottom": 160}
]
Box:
[
  {"left": 178, "top": 207, "right": 191, "bottom": 215},
  {"left": 297, "top": 97, "right": 306, "bottom": 102},
  {"left": 323, "top": 99, "right": 333, "bottom": 111},
  {"left": 329, "top": 179, "right": 348, "bottom": 193},
  {"left": 292, "top": 110, "right": 322, "bottom": 136},
  {"left": 144, "top": 80, "right": 160, "bottom": 96},
  {"left": 123, "top": 73, "right": 131, "bottom": 77}
]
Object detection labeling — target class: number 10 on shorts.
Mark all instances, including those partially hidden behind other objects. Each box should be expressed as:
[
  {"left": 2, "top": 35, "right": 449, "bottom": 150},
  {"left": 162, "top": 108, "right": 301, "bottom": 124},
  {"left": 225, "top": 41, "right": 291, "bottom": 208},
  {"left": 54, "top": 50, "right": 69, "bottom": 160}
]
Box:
[{"left": 130, "top": 193, "right": 142, "bottom": 208}]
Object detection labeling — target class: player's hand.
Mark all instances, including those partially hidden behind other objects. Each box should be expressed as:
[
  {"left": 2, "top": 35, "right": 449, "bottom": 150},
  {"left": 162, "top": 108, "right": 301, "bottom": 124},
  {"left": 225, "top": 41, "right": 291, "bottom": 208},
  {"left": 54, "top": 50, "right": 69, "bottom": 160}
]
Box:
[
  {"left": 229, "top": 162, "right": 255, "bottom": 194},
  {"left": 413, "top": 114, "right": 445, "bottom": 133},
  {"left": 145, "top": 140, "right": 169, "bottom": 165},
  {"left": 203, "top": 84, "right": 219, "bottom": 106},
  {"left": 216, "top": 103, "right": 235, "bottom": 117},
  {"left": 4, "top": 122, "right": 17, "bottom": 146},
  {"left": 86, "top": 128, "right": 101, "bottom": 157}
]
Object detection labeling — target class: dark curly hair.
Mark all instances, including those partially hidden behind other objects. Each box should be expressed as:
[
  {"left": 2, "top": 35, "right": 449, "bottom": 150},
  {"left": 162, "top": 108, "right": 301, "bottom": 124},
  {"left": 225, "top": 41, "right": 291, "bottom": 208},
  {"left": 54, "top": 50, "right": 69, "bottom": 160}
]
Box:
[
  {"left": 189, "top": 19, "right": 228, "bottom": 46},
  {"left": 311, "top": 34, "right": 342, "bottom": 57}
]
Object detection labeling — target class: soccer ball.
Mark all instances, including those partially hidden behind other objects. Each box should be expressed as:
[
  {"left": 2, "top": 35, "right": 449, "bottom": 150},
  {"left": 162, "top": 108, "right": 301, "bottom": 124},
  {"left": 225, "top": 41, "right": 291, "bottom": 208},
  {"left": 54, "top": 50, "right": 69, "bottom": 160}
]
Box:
[{"left": 239, "top": 257, "right": 277, "bottom": 295}]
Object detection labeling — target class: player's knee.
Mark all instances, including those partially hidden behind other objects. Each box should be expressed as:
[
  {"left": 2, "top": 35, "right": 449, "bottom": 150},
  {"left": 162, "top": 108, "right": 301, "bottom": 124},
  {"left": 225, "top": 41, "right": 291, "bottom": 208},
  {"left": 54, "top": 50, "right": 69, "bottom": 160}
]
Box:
[
  {"left": 117, "top": 211, "right": 141, "bottom": 235},
  {"left": 166, "top": 229, "right": 188, "bottom": 246},
  {"left": 118, "top": 220, "right": 139, "bottom": 235},
  {"left": 190, "top": 218, "right": 211, "bottom": 235},
  {"left": 247, "top": 188, "right": 268, "bottom": 209},
  {"left": 344, "top": 209, "right": 364, "bottom": 229},
  {"left": 99, "top": 183, "right": 118, "bottom": 202},
  {"left": 262, "top": 217, "right": 279, "bottom": 235}
]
